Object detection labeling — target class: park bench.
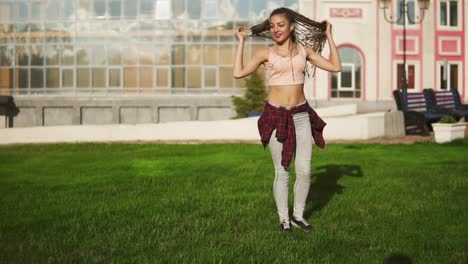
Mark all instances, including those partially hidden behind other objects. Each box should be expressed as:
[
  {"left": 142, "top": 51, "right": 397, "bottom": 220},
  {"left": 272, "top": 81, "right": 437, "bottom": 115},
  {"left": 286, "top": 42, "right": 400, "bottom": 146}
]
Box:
[
  {"left": 423, "top": 88, "right": 468, "bottom": 121},
  {"left": 393, "top": 90, "right": 449, "bottom": 135},
  {"left": 0, "top": 95, "right": 19, "bottom": 128}
]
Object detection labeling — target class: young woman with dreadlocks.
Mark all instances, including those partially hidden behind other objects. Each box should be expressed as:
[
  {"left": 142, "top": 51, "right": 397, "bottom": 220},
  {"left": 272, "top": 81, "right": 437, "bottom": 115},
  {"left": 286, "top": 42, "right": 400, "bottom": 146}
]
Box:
[{"left": 233, "top": 7, "right": 342, "bottom": 232}]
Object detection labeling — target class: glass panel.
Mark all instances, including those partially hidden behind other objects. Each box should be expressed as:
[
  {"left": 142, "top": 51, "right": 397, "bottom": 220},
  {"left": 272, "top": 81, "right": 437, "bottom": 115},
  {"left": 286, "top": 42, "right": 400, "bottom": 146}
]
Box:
[
  {"left": 187, "top": 67, "right": 201, "bottom": 88},
  {"left": 341, "top": 66, "right": 352, "bottom": 88},
  {"left": 252, "top": 1, "right": 267, "bottom": 21},
  {"left": 204, "top": 0, "right": 218, "bottom": 19},
  {"left": 17, "top": 46, "right": 29, "bottom": 66},
  {"left": 188, "top": 0, "right": 201, "bottom": 19},
  {"left": 204, "top": 68, "right": 216, "bottom": 87},
  {"left": 123, "top": 46, "right": 138, "bottom": 65},
  {"left": 139, "top": 46, "right": 154, "bottom": 65},
  {"left": 108, "top": 45, "right": 121, "bottom": 65},
  {"left": 139, "top": 67, "right": 153, "bottom": 88},
  {"left": 76, "top": 46, "right": 90, "bottom": 65},
  {"left": 406, "top": 0, "right": 415, "bottom": 25},
  {"left": 30, "top": 69, "right": 44, "bottom": 88},
  {"left": 15, "top": 23, "right": 29, "bottom": 44},
  {"left": 0, "top": 68, "right": 13, "bottom": 89},
  {"left": 219, "top": 67, "right": 233, "bottom": 88},
  {"left": 18, "top": 68, "right": 29, "bottom": 89},
  {"left": 172, "top": 0, "right": 186, "bottom": 19},
  {"left": 92, "top": 67, "right": 106, "bottom": 88},
  {"left": 172, "top": 45, "right": 185, "bottom": 65},
  {"left": 91, "top": 45, "right": 106, "bottom": 65},
  {"left": 0, "top": 3, "right": 13, "bottom": 22},
  {"left": 94, "top": 0, "right": 106, "bottom": 17},
  {"left": 219, "top": 45, "right": 233, "bottom": 64},
  {"left": 440, "top": 2, "right": 447, "bottom": 26},
  {"left": 109, "top": 0, "right": 122, "bottom": 18},
  {"left": 0, "top": 45, "right": 14, "bottom": 66},
  {"left": 15, "top": 1, "right": 29, "bottom": 21},
  {"left": 47, "top": 0, "right": 62, "bottom": 20},
  {"left": 0, "top": 25, "right": 14, "bottom": 44},
  {"left": 397, "top": 64, "right": 405, "bottom": 90},
  {"left": 30, "top": 23, "right": 44, "bottom": 44},
  {"left": 156, "top": 68, "right": 169, "bottom": 87},
  {"left": 62, "top": 45, "right": 74, "bottom": 65},
  {"left": 172, "top": 67, "right": 185, "bottom": 88},
  {"left": 77, "top": 68, "right": 91, "bottom": 88},
  {"left": 108, "top": 68, "right": 121, "bottom": 87},
  {"left": 63, "top": 0, "right": 76, "bottom": 20},
  {"left": 46, "top": 68, "right": 60, "bottom": 88},
  {"left": 62, "top": 68, "right": 74, "bottom": 87},
  {"left": 140, "top": 0, "right": 155, "bottom": 17},
  {"left": 30, "top": 1, "right": 44, "bottom": 20},
  {"left": 440, "top": 65, "right": 447, "bottom": 90},
  {"left": 450, "top": 64, "right": 458, "bottom": 90},
  {"left": 235, "top": 0, "right": 249, "bottom": 20},
  {"left": 187, "top": 45, "right": 202, "bottom": 65},
  {"left": 124, "top": 67, "right": 138, "bottom": 88},
  {"left": 78, "top": 0, "right": 91, "bottom": 20},
  {"left": 124, "top": 0, "right": 137, "bottom": 17},
  {"left": 156, "top": 46, "right": 170, "bottom": 65},
  {"left": 449, "top": 0, "right": 458, "bottom": 27},
  {"left": 155, "top": 0, "right": 171, "bottom": 19},
  {"left": 203, "top": 45, "right": 218, "bottom": 65},
  {"left": 45, "top": 45, "right": 59, "bottom": 65},
  {"left": 408, "top": 65, "right": 415, "bottom": 89},
  {"left": 331, "top": 73, "right": 337, "bottom": 89}
]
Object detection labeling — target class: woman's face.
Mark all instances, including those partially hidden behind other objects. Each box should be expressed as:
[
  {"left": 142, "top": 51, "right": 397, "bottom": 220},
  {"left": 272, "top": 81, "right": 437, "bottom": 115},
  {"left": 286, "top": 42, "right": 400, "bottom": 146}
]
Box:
[{"left": 269, "top": 14, "right": 292, "bottom": 43}]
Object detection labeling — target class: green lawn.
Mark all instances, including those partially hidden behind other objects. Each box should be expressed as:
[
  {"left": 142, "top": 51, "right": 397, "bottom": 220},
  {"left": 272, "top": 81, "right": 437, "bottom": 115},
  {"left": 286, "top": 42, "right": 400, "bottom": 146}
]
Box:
[{"left": 0, "top": 140, "right": 467, "bottom": 263}]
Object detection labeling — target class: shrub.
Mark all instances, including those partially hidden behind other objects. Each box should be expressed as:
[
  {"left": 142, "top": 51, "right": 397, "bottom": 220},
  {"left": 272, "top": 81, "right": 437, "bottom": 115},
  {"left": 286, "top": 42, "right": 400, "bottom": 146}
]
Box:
[
  {"left": 231, "top": 72, "right": 267, "bottom": 118},
  {"left": 438, "top": 115, "right": 457, "bottom": 124}
]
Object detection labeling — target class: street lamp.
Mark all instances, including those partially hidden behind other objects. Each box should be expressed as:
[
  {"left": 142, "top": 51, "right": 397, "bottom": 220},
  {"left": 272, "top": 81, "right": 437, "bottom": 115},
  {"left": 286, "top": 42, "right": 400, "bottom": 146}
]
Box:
[{"left": 379, "top": 0, "right": 430, "bottom": 92}]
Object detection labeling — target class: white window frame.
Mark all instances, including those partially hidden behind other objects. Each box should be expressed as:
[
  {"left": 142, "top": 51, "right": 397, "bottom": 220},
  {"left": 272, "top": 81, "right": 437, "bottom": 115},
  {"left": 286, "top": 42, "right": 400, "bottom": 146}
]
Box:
[
  {"left": 393, "top": 61, "right": 420, "bottom": 91},
  {"left": 437, "top": 0, "right": 462, "bottom": 30},
  {"left": 436, "top": 60, "right": 462, "bottom": 91},
  {"left": 337, "top": 63, "right": 355, "bottom": 91}
]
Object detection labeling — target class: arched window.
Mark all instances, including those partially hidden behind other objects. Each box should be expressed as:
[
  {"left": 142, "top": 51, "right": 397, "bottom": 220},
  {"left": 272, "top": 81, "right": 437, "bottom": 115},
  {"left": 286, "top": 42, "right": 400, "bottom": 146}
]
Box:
[{"left": 331, "top": 47, "right": 362, "bottom": 98}]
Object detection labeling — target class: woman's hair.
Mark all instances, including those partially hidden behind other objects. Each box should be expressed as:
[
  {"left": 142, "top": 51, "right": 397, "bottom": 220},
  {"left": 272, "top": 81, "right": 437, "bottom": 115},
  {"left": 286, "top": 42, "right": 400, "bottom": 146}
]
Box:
[{"left": 249, "top": 7, "right": 327, "bottom": 76}]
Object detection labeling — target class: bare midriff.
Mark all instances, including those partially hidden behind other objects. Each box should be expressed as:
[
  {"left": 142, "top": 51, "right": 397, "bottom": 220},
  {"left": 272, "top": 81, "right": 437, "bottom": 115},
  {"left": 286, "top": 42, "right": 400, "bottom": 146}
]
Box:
[{"left": 267, "top": 84, "right": 306, "bottom": 106}]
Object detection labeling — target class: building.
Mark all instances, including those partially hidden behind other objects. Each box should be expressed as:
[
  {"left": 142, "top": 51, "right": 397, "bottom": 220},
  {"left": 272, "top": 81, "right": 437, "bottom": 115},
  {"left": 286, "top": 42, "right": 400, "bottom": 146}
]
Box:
[{"left": 0, "top": 0, "right": 466, "bottom": 127}]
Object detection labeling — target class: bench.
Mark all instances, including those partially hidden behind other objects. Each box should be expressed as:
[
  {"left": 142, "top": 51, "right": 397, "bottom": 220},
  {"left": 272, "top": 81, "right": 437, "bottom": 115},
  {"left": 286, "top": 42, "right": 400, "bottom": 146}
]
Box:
[
  {"left": 0, "top": 95, "right": 19, "bottom": 128},
  {"left": 423, "top": 88, "right": 468, "bottom": 121},
  {"left": 393, "top": 90, "right": 449, "bottom": 135}
]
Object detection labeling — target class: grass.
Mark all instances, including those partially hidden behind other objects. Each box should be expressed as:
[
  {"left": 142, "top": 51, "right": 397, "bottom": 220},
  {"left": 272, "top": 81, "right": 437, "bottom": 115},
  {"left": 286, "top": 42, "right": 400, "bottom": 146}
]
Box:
[{"left": 0, "top": 140, "right": 467, "bottom": 263}]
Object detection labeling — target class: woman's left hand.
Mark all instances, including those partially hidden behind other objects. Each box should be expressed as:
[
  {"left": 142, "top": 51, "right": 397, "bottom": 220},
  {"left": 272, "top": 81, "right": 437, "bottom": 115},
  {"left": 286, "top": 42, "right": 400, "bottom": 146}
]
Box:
[{"left": 321, "top": 20, "right": 333, "bottom": 37}]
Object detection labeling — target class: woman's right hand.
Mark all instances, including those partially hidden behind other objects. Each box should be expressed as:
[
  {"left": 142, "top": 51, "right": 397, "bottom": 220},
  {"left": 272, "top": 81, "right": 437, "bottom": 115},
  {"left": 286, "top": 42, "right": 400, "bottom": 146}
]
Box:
[{"left": 234, "top": 26, "right": 247, "bottom": 42}]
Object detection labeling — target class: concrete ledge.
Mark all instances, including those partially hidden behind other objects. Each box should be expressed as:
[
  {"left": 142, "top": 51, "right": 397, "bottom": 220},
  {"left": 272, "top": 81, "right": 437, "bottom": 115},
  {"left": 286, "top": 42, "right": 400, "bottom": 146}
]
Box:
[{"left": 0, "top": 111, "right": 406, "bottom": 145}]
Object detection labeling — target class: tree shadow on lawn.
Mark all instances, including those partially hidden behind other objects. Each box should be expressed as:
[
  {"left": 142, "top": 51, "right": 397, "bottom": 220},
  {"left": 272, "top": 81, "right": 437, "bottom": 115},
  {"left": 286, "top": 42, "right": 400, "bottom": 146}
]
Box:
[{"left": 304, "top": 164, "right": 363, "bottom": 219}]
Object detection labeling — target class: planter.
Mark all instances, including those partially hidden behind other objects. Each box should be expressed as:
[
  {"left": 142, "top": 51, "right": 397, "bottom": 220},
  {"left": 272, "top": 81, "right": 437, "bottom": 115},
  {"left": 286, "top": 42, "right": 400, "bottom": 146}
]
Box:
[{"left": 432, "top": 122, "right": 466, "bottom": 143}]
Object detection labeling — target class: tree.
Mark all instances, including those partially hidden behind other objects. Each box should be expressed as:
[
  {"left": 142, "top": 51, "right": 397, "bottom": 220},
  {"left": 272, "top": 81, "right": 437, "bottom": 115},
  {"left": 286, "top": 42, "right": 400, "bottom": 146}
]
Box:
[{"left": 231, "top": 72, "right": 267, "bottom": 118}]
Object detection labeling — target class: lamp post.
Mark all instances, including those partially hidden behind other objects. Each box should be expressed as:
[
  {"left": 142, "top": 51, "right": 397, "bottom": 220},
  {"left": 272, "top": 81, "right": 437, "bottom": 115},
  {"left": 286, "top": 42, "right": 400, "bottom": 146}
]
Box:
[{"left": 379, "top": 0, "right": 430, "bottom": 92}]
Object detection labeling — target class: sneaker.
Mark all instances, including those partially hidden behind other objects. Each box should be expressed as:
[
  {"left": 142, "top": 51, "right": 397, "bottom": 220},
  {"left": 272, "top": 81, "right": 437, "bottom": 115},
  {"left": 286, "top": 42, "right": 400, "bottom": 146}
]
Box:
[
  {"left": 279, "top": 219, "right": 291, "bottom": 232},
  {"left": 291, "top": 216, "right": 312, "bottom": 232}
]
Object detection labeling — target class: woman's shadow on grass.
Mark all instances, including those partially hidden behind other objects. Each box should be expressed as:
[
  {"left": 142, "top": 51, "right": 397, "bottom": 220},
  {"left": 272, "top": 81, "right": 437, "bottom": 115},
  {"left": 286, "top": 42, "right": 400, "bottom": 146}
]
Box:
[{"left": 304, "top": 164, "right": 363, "bottom": 219}]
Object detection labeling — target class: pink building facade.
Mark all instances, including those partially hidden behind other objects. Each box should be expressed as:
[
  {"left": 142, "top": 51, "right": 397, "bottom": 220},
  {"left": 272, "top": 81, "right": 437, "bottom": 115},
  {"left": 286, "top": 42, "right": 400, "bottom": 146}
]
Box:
[{"left": 304, "top": 0, "right": 467, "bottom": 111}]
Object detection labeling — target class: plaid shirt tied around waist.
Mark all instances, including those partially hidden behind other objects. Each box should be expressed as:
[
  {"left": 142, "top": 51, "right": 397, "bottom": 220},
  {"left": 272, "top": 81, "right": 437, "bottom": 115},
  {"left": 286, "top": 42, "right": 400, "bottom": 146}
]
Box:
[{"left": 257, "top": 101, "right": 326, "bottom": 167}]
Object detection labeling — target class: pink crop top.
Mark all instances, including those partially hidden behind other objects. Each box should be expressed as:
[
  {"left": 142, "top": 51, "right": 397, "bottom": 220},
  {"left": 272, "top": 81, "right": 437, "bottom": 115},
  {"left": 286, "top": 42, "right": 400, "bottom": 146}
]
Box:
[{"left": 265, "top": 44, "right": 307, "bottom": 86}]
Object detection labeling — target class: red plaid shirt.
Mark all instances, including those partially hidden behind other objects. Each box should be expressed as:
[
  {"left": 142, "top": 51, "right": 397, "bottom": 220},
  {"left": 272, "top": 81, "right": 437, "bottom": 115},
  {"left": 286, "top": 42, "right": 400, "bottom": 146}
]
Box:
[{"left": 257, "top": 101, "right": 326, "bottom": 167}]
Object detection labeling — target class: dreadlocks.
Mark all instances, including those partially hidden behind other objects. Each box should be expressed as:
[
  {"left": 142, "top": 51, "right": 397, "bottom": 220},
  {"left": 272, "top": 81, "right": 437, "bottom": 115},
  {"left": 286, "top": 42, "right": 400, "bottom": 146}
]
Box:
[{"left": 248, "top": 7, "right": 327, "bottom": 76}]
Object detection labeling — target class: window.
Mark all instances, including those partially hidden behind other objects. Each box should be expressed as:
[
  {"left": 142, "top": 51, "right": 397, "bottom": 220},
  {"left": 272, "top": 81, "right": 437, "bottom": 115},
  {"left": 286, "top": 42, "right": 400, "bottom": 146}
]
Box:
[
  {"left": 155, "top": 0, "right": 171, "bottom": 19},
  {"left": 94, "top": 0, "right": 106, "bottom": 18},
  {"left": 397, "top": 64, "right": 415, "bottom": 89},
  {"left": 439, "top": 62, "right": 459, "bottom": 90},
  {"left": 397, "top": 0, "right": 415, "bottom": 25},
  {"left": 331, "top": 47, "right": 362, "bottom": 98},
  {"left": 109, "top": 0, "right": 122, "bottom": 18},
  {"left": 203, "top": 0, "right": 217, "bottom": 19},
  {"left": 440, "top": 0, "right": 459, "bottom": 27}
]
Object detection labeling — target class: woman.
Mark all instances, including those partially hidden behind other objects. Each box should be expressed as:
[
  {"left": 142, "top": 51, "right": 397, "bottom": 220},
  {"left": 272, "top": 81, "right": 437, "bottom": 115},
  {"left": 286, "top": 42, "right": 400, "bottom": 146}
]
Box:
[{"left": 233, "top": 7, "right": 342, "bottom": 232}]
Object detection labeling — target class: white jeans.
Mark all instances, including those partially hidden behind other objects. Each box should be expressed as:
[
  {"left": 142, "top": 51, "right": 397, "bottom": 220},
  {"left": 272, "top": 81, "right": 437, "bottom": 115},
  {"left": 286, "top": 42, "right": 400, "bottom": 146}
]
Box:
[{"left": 268, "top": 111, "right": 313, "bottom": 222}]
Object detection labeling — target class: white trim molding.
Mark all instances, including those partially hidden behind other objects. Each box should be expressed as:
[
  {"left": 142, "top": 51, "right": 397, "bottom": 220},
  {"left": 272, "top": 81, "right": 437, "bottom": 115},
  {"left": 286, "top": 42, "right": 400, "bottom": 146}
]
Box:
[
  {"left": 438, "top": 36, "right": 462, "bottom": 56},
  {"left": 395, "top": 35, "right": 419, "bottom": 55}
]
